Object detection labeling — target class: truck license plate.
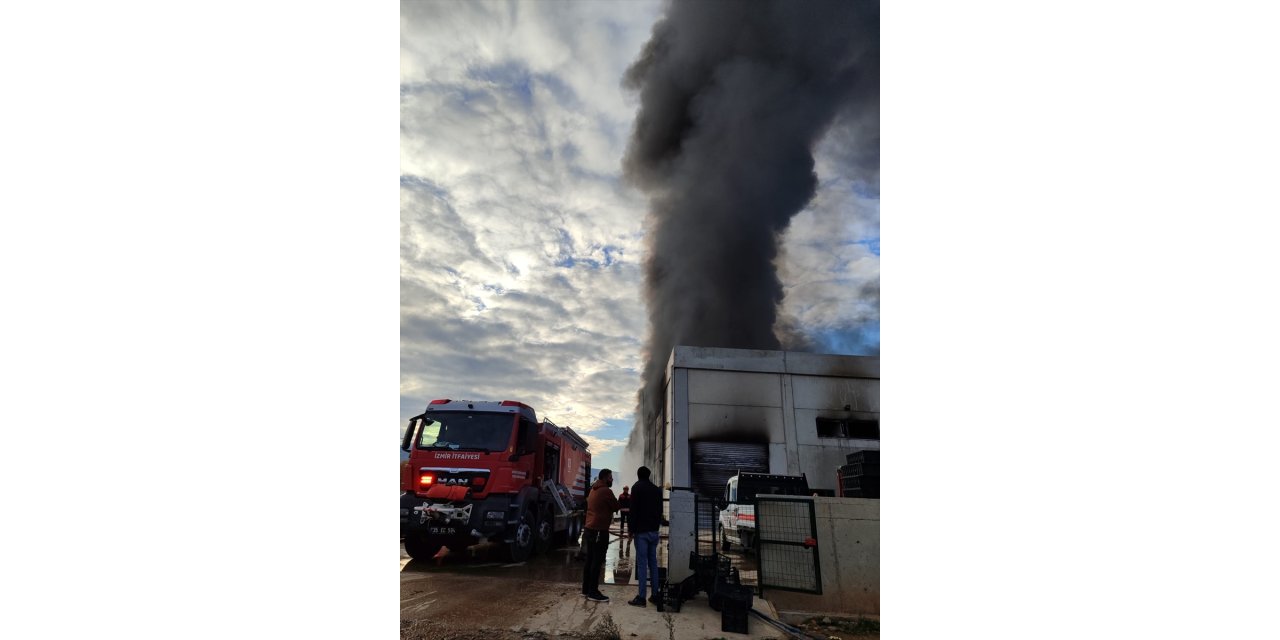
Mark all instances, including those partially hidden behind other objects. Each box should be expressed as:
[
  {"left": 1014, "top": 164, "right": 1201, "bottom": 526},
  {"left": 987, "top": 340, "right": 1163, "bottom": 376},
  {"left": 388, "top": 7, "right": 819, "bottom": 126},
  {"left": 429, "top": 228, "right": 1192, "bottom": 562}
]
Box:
[{"left": 428, "top": 526, "right": 456, "bottom": 535}]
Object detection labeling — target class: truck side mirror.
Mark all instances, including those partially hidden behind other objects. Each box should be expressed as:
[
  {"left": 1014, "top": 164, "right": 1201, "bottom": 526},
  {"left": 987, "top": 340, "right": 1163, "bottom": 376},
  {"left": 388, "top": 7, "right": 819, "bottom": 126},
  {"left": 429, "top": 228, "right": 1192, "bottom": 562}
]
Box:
[{"left": 401, "top": 417, "right": 419, "bottom": 452}]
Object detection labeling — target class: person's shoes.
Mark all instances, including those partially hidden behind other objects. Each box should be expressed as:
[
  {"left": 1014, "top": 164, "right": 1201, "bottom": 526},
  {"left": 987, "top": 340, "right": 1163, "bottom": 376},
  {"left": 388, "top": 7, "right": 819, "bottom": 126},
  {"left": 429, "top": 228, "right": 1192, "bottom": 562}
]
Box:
[
  {"left": 585, "top": 592, "right": 609, "bottom": 603},
  {"left": 627, "top": 596, "right": 646, "bottom": 607}
]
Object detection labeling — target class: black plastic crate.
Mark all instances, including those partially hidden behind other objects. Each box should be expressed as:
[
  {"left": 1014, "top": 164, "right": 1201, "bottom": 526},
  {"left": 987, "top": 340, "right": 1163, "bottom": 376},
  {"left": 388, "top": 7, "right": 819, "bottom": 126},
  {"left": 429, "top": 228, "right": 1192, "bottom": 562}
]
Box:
[
  {"left": 690, "top": 552, "right": 718, "bottom": 573},
  {"left": 846, "top": 449, "right": 880, "bottom": 465},
  {"left": 690, "top": 552, "right": 718, "bottom": 592},
  {"left": 710, "top": 580, "right": 754, "bottom": 612},
  {"left": 663, "top": 573, "right": 698, "bottom": 613},
  {"left": 840, "top": 462, "right": 880, "bottom": 477},
  {"left": 727, "top": 586, "right": 752, "bottom": 604},
  {"left": 717, "top": 554, "right": 733, "bottom": 579},
  {"left": 652, "top": 573, "right": 667, "bottom": 604},
  {"left": 721, "top": 601, "right": 750, "bottom": 634},
  {"left": 661, "top": 582, "right": 681, "bottom": 612}
]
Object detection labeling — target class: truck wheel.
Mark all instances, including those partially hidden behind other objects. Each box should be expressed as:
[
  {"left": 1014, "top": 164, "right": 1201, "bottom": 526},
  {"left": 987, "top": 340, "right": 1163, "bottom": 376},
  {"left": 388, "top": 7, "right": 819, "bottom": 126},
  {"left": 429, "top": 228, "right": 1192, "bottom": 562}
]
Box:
[
  {"left": 555, "top": 514, "right": 572, "bottom": 545},
  {"left": 564, "top": 516, "right": 580, "bottom": 546},
  {"left": 720, "top": 529, "right": 730, "bottom": 552},
  {"left": 403, "top": 536, "right": 443, "bottom": 561},
  {"left": 507, "top": 509, "right": 534, "bottom": 562},
  {"left": 740, "top": 530, "right": 755, "bottom": 554},
  {"left": 534, "top": 507, "right": 554, "bottom": 555}
]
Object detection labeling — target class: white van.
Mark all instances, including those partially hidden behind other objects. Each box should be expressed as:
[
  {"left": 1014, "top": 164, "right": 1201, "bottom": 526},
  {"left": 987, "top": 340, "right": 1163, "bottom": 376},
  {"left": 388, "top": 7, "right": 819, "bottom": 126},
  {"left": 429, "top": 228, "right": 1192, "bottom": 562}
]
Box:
[{"left": 718, "top": 473, "right": 809, "bottom": 552}]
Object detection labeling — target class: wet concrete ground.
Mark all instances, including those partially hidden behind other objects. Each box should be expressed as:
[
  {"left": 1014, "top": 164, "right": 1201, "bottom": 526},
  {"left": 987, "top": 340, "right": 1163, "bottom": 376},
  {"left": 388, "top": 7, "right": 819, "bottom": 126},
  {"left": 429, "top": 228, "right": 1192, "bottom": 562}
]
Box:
[
  {"left": 399, "top": 527, "right": 665, "bottom": 589},
  {"left": 401, "top": 525, "right": 782, "bottom": 640},
  {"left": 401, "top": 525, "right": 758, "bottom": 589}
]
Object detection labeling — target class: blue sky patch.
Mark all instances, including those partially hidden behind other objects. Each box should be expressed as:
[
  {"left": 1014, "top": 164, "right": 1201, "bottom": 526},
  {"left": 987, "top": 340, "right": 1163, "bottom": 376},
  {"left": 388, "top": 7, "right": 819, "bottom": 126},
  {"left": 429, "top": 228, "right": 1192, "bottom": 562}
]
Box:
[
  {"left": 467, "top": 62, "right": 534, "bottom": 108},
  {"left": 400, "top": 174, "right": 450, "bottom": 201},
  {"left": 813, "top": 321, "right": 880, "bottom": 356}
]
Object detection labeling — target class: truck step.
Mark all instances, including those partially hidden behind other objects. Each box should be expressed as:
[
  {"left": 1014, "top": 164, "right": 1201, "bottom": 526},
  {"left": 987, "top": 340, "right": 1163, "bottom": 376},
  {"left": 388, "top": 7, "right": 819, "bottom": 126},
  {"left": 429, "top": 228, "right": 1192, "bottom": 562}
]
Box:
[{"left": 542, "top": 480, "right": 575, "bottom": 516}]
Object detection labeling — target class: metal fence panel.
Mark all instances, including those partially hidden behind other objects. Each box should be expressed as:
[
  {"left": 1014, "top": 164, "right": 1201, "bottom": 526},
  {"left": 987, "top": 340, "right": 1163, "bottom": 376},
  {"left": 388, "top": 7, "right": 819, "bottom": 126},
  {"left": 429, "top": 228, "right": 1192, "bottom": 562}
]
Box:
[
  {"left": 692, "top": 494, "right": 721, "bottom": 557},
  {"left": 756, "top": 496, "right": 821, "bottom": 594},
  {"left": 692, "top": 494, "right": 762, "bottom": 591}
]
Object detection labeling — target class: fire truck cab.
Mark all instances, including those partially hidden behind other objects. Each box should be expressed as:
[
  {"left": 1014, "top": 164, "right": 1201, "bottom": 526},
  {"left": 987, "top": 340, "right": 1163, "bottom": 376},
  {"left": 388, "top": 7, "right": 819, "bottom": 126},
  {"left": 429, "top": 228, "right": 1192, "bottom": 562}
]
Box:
[{"left": 400, "top": 399, "right": 590, "bottom": 562}]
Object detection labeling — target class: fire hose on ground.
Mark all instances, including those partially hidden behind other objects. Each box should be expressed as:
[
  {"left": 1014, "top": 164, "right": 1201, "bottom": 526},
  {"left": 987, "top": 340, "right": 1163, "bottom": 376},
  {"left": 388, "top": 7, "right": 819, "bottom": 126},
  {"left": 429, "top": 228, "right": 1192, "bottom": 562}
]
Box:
[{"left": 749, "top": 608, "right": 830, "bottom": 640}]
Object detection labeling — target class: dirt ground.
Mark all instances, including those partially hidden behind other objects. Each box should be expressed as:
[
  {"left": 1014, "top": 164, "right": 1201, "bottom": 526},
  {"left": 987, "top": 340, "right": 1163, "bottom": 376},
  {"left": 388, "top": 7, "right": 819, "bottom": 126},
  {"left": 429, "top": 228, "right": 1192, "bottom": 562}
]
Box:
[
  {"left": 781, "top": 613, "right": 880, "bottom": 640},
  {"left": 400, "top": 570, "right": 579, "bottom": 640}
]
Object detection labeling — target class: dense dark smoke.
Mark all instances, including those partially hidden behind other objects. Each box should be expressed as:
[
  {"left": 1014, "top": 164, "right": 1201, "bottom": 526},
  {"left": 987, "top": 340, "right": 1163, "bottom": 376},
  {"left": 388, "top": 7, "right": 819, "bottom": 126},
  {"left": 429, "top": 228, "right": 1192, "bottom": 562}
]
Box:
[{"left": 621, "top": 0, "right": 879, "bottom": 440}]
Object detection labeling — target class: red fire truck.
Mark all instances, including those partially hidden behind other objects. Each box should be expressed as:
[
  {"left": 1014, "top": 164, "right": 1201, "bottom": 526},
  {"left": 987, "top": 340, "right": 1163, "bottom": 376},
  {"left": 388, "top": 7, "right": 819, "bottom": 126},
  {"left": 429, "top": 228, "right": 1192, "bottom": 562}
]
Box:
[{"left": 399, "top": 399, "right": 591, "bottom": 562}]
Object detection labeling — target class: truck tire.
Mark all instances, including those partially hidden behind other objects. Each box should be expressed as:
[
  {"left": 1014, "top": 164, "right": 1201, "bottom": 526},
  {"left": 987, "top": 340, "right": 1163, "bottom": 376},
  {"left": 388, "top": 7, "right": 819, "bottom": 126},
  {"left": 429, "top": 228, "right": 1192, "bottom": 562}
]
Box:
[
  {"left": 720, "top": 529, "right": 730, "bottom": 552},
  {"left": 564, "top": 515, "right": 580, "bottom": 546},
  {"left": 740, "top": 529, "right": 755, "bottom": 554},
  {"left": 403, "top": 536, "right": 443, "bottom": 561},
  {"left": 507, "top": 509, "right": 534, "bottom": 562},
  {"left": 534, "top": 506, "right": 554, "bottom": 555}
]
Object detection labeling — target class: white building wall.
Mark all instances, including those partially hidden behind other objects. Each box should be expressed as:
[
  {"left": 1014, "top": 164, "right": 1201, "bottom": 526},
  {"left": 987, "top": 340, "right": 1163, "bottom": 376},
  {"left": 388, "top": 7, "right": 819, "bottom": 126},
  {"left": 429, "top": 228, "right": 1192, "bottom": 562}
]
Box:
[{"left": 664, "top": 346, "right": 879, "bottom": 494}]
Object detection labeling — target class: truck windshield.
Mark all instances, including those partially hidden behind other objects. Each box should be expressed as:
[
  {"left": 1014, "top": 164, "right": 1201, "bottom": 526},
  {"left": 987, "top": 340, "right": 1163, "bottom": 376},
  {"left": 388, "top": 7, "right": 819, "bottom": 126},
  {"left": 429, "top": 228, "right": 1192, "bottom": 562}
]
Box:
[{"left": 416, "top": 412, "right": 514, "bottom": 452}]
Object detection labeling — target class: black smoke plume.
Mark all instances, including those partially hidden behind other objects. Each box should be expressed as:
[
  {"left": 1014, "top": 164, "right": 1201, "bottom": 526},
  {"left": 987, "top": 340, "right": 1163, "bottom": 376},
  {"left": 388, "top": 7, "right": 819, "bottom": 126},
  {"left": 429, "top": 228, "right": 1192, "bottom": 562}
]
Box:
[{"left": 621, "top": 0, "right": 879, "bottom": 452}]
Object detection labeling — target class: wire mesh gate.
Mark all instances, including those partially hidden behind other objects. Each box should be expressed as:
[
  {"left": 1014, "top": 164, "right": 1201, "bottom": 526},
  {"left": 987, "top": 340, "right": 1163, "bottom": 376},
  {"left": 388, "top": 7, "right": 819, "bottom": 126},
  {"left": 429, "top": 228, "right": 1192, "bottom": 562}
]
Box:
[
  {"left": 692, "top": 493, "right": 720, "bottom": 557},
  {"left": 691, "top": 494, "right": 760, "bottom": 591},
  {"left": 755, "top": 496, "right": 822, "bottom": 594},
  {"left": 689, "top": 493, "right": 822, "bottom": 595}
]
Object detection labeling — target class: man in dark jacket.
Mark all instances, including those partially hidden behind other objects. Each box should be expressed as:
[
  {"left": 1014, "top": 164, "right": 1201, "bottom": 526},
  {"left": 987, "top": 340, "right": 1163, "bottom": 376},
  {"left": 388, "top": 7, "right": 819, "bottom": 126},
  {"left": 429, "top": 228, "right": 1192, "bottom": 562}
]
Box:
[
  {"left": 582, "top": 469, "right": 619, "bottom": 602},
  {"left": 626, "top": 466, "right": 664, "bottom": 610}
]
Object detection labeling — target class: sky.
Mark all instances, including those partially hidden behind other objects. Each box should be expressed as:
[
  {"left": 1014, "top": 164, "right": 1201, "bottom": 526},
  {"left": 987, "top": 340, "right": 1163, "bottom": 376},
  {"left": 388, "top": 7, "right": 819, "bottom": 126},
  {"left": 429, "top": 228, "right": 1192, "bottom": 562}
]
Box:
[{"left": 400, "top": 0, "right": 880, "bottom": 477}]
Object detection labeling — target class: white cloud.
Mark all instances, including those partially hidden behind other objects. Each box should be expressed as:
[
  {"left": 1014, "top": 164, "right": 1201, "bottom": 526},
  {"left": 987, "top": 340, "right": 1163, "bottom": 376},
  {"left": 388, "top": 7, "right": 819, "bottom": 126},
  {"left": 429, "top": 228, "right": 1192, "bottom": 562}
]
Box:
[{"left": 400, "top": 1, "right": 660, "bottom": 452}]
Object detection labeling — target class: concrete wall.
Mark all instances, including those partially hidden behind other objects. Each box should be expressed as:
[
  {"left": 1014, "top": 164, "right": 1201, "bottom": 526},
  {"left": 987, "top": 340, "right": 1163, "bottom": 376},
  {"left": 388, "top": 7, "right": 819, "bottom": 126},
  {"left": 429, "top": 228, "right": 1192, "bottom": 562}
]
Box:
[{"left": 764, "top": 497, "right": 880, "bottom": 616}]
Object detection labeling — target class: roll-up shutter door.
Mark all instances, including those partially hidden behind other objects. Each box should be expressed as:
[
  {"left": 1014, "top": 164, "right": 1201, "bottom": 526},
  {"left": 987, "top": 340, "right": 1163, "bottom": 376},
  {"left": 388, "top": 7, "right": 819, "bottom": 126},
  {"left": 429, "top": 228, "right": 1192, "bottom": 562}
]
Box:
[{"left": 690, "top": 441, "right": 768, "bottom": 499}]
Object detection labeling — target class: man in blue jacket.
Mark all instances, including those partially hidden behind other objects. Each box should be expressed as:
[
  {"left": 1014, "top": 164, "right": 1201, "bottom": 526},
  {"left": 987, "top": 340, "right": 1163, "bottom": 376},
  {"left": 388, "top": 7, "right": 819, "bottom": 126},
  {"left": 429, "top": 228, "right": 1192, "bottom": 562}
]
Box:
[{"left": 626, "top": 466, "right": 664, "bottom": 610}]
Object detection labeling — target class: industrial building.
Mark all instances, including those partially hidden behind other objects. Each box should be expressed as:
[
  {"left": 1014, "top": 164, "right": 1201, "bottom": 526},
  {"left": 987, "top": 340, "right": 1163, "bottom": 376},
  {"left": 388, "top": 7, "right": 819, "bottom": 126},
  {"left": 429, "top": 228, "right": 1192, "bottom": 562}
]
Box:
[{"left": 637, "top": 346, "right": 880, "bottom": 497}]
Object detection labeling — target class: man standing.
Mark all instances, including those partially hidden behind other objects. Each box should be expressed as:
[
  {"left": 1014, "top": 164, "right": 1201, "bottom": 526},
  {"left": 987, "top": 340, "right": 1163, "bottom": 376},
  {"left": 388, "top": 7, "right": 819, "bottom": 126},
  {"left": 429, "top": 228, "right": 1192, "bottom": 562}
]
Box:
[
  {"left": 582, "top": 468, "right": 619, "bottom": 602},
  {"left": 626, "top": 466, "right": 664, "bottom": 610},
  {"left": 617, "top": 486, "right": 632, "bottom": 536}
]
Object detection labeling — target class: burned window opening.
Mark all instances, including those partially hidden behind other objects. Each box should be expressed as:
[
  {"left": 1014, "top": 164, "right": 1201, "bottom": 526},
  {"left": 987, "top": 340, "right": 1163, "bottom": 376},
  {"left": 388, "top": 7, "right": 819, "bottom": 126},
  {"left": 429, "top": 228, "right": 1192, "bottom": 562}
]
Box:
[{"left": 816, "top": 416, "right": 879, "bottom": 440}]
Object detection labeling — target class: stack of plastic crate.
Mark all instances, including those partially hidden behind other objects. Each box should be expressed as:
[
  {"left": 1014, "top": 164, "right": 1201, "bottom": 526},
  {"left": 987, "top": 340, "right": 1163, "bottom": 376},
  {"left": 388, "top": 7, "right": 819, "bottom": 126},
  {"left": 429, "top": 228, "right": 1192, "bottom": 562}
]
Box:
[{"left": 839, "top": 449, "right": 880, "bottom": 498}]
